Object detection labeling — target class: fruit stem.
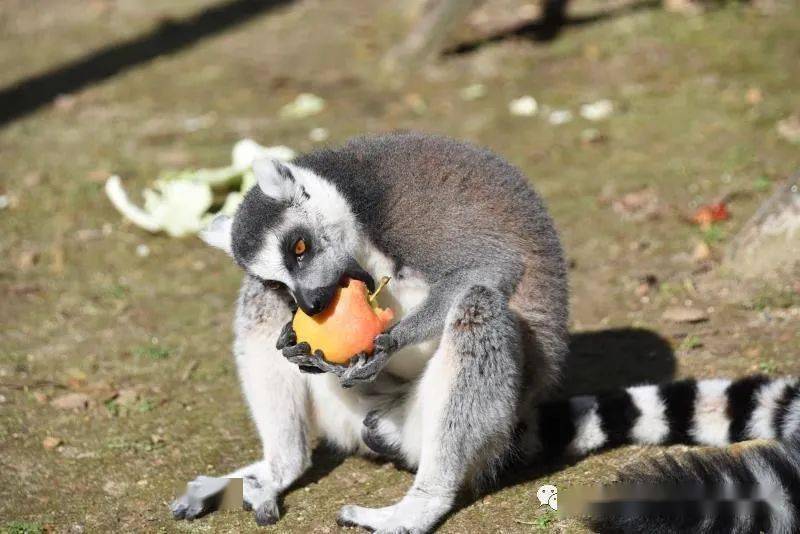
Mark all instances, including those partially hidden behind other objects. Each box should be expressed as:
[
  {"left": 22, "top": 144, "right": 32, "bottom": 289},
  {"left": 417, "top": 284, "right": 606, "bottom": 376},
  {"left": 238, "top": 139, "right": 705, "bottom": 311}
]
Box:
[{"left": 369, "top": 276, "right": 391, "bottom": 304}]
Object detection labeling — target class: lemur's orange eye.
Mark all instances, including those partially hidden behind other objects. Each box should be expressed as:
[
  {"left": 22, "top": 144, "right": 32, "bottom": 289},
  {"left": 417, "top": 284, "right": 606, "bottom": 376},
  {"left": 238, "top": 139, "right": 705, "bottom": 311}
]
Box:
[{"left": 293, "top": 239, "right": 306, "bottom": 256}]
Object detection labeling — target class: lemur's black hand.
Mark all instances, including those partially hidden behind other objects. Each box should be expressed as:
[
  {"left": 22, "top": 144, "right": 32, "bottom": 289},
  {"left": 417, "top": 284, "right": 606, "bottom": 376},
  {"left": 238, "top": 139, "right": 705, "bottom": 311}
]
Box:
[
  {"left": 337, "top": 332, "right": 398, "bottom": 388},
  {"left": 278, "top": 320, "right": 398, "bottom": 384},
  {"left": 278, "top": 320, "right": 341, "bottom": 375},
  {"left": 275, "top": 320, "right": 297, "bottom": 350}
]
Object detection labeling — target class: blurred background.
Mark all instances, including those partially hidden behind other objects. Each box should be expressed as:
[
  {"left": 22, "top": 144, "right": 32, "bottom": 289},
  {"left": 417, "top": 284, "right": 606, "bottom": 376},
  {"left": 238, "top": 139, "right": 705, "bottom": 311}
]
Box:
[{"left": 1, "top": 0, "right": 798, "bottom": 532}]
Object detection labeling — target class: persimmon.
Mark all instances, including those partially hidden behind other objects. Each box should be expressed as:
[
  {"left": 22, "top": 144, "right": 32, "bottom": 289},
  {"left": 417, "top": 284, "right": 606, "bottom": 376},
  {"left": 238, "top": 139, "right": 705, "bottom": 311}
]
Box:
[{"left": 292, "top": 277, "right": 394, "bottom": 364}]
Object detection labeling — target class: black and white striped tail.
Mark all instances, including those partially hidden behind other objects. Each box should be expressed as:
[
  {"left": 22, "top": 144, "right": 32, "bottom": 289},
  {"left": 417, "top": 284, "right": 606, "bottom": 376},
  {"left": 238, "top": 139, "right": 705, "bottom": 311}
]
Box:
[
  {"left": 536, "top": 375, "right": 800, "bottom": 533},
  {"left": 586, "top": 432, "right": 800, "bottom": 533},
  {"left": 538, "top": 375, "right": 800, "bottom": 458}
]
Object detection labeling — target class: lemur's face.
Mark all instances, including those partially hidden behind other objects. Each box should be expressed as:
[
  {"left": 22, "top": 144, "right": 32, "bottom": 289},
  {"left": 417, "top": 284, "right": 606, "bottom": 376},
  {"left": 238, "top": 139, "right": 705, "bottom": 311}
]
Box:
[{"left": 201, "top": 159, "right": 373, "bottom": 315}]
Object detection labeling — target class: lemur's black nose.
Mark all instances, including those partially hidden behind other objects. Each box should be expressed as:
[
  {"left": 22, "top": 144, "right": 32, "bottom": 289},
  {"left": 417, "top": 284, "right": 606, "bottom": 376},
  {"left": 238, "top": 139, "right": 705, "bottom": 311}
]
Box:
[{"left": 296, "top": 285, "right": 337, "bottom": 316}]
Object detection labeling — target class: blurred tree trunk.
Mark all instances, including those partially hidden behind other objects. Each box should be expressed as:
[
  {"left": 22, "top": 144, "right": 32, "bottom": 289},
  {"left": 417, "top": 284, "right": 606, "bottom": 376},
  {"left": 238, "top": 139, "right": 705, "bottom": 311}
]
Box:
[
  {"left": 724, "top": 173, "right": 800, "bottom": 279},
  {"left": 381, "top": 0, "right": 484, "bottom": 78}
]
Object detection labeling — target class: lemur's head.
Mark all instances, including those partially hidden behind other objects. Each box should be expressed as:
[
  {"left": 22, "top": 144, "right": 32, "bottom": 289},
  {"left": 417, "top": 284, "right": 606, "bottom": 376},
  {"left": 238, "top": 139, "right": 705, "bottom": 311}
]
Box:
[{"left": 201, "top": 159, "right": 374, "bottom": 315}]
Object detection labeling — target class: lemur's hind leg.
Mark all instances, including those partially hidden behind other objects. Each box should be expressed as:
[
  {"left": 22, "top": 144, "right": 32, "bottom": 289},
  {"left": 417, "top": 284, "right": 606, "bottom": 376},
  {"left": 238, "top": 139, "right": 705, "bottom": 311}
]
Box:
[{"left": 339, "top": 285, "right": 524, "bottom": 533}]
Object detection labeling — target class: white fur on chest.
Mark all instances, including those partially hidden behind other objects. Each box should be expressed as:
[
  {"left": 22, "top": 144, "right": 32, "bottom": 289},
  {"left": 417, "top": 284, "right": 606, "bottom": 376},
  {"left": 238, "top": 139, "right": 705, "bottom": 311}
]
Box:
[{"left": 357, "top": 240, "right": 436, "bottom": 379}]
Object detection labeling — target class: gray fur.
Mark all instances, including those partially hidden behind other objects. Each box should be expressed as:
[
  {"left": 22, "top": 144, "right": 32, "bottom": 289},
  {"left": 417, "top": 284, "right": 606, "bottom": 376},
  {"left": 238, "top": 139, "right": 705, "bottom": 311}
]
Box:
[
  {"left": 280, "top": 133, "right": 567, "bottom": 394},
  {"left": 338, "top": 285, "right": 524, "bottom": 532},
  {"left": 182, "top": 133, "right": 800, "bottom": 533},
  {"left": 178, "top": 132, "right": 569, "bottom": 531}
]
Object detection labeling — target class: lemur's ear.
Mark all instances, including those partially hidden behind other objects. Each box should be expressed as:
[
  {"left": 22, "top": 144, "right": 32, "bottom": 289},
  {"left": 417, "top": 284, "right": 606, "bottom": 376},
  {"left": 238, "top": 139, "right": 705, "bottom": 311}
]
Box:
[
  {"left": 253, "top": 158, "right": 297, "bottom": 202},
  {"left": 200, "top": 214, "right": 233, "bottom": 255}
]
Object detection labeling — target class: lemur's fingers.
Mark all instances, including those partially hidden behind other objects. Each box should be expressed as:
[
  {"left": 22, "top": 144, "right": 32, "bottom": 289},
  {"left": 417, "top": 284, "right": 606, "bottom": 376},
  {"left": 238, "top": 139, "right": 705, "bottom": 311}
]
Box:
[
  {"left": 284, "top": 344, "right": 342, "bottom": 375},
  {"left": 282, "top": 341, "right": 313, "bottom": 363},
  {"left": 339, "top": 351, "right": 390, "bottom": 388},
  {"left": 275, "top": 320, "right": 296, "bottom": 350},
  {"left": 298, "top": 365, "right": 325, "bottom": 374},
  {"left": 373, "top": 332, "right": 398, "bottom": 354}
]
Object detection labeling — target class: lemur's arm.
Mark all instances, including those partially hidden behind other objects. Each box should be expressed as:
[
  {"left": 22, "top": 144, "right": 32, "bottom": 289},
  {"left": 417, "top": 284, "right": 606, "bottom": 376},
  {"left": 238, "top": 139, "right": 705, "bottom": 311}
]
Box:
[
  {"left": 387, "top": 268, "right": 493, "bottom": 348},
  {"left": 279, "top": 268, "right": 506, "bottom": 387}
]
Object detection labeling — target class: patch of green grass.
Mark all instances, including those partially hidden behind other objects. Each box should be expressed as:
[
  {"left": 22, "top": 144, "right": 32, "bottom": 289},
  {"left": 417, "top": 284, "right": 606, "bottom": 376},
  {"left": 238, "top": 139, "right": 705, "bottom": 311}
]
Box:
[
  {"left": 106, "top": 283, "right": 129, "bottom": 300},
  {"left": 702, "top": 224, "right": 725, "bottom": 244},
  {"left": 680, "top": 335, "right": 703, "bottom": 351},
  {"left": 759, "top": 360, "right": 779, "bottom": 375},
  {"left": 0, "top": 352, "right": 29, "bottom": 373},
  {"left": 753, "top": 175, "right": 772, "bottom": 192},
  {"left": 136, "top": 398, "right": 156, "bottom": 413},
  {"left": 133, "top": 345, "right": 170, "bottom": 360},
  {"left": 535, "top": 510, "right": 557, "bottom": 529},
  {"left": 3, "top": 521, "right": 43, "bottom": 534},
  {"left": 104, "top": 399, "right": 120, "bottom": 417},
  {"left": 749, "top": 289, "right": 800, "bottom": 311},
  {"left": 105, "top": 435, "right": 159, "bottom": 453}
]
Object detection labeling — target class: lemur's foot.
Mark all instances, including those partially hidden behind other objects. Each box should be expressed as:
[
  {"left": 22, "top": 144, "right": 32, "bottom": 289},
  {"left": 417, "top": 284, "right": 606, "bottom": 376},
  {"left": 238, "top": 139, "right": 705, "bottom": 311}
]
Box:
[
  {"left": 338, "top": 492, "right": 451, "bottom": 534},
  {"left": 361, "top": 410, "right": 403, "bottom": 459},
  {"left": 170, "top": 493, "right": 206, "bottom": 521},
  {"left": 241, "top": 474, "right": 281, "bottom": 525},
  {"left": 337, "top": 504, "right": 398, "bottom": 532},
  {"left": 172, "top": 467, "right": 280, "bottom": 525}
]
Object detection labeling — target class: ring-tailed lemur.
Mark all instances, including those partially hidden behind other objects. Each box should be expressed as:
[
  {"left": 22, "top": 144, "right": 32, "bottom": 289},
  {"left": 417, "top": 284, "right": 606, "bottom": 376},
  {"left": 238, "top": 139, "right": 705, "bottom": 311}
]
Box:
[{"left": 170, "top": 133, "right": 800, "bottom": 533}]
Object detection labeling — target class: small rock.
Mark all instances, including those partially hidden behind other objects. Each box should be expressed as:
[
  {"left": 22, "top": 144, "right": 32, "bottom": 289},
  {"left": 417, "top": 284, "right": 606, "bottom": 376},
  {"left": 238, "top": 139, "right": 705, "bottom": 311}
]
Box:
[
  {"left": 24, "top": 172, "right": 42, "bottom": 187},
  {"left": 54, "top": 93, "right": 78, "bottom": 111},
  {"left": 548, "top": 109, "right": 573, "bottom": 125},
  {"left": 662, "top": 307, "right": 709, "bottom": 323},
  {"left": 43, "top": 436, "right": 63, "bottom": 450},
  {"left": 279, "top": 93, "right": 325, "bottom": 119},
  {"left": 135, "top": 244, "right": 150, "bottom": 258},
  {"left": 580, "top": 128, "right": 606, "bottom": 145},
  {"left": 0, "top": 394, "right": 6, "bottom": 404},
  {"left": 116, "top": 388, "right": 139, "bottom": 407},
  {"left": 509, "top": 96, "right": 538, "bottom": 117},
  {"left": 309, "top": 127, "right": 329, "bottom": 142},
  {"left": 51, "top": 392, "right": 90, "bottom": 410},
  {"left": 14, "top": 249, "right": 40, "bottom": 271},
  {"left": 459, "top": 83, "right": 487, "bottom": 101},
  {"left": 58, "top": 446, "right": 83, "bottom": 458},
  {"left": 611, "top": 188, "right": 662, "bottom": 221},
  {"left": 777, "top": 115, "right": 800, "bottom": 144},
  {"left": 580, "top": 99, "right": 614, "bottom": 121},
  {"left": 103, "top": 480, "right": 128, "bottom": 497},
  {"left": 0, "top": 195, "right": 8, "bottom": 210},
  {"left": 404, "top": 93, "right": 427, "bottom": 114},
  {"left": 87, "top": 169, "right": 111, "bottom": 183},
  {"left": 635, "top": 283, "right": 651, "bottom": 298},
  {"left": 664, "top": 0, "right": 704, "bottom": 13},
  {"left": 692, "top": 241, "right": 712, "bottom": 262},
  {"left": 745, "top": 87, "right": 763, "bottom": 105}
]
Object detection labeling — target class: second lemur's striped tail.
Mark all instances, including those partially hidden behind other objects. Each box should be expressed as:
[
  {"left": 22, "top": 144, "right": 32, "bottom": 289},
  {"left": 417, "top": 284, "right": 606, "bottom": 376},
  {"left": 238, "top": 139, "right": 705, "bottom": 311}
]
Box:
[
  {"left": 584, "top": 434, "right": 800, "bottom": 533},
  {"left": 537, "top": 375, "right": 800, "bottom": 458}
]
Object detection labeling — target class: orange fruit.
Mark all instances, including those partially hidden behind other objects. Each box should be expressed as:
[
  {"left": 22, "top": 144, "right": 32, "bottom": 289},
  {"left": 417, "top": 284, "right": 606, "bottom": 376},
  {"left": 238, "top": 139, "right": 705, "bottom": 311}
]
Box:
[{"left": 292, "top": 278, "right": 393, "bottom": 364}]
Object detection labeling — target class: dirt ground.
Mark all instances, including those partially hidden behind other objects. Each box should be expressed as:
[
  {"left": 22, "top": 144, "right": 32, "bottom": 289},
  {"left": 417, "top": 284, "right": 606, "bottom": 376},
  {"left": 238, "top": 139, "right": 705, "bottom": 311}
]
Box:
[{"left": 1, "top": 0, "right": 799, "bottom": 532}]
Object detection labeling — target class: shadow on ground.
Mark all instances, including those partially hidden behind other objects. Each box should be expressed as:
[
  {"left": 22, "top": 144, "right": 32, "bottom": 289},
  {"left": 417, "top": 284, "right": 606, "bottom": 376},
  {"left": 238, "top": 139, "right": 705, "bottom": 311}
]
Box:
[
  {"left": 213, "top": 327, "right": 674, "bottom": 525},
  {"left": 446, "top": 0, "right": 661, "bottom": 55},
  {"left": 0, "top": 0, "right": 293, "bottom": 125},
  {"left": 438, "top": 327, "right": 675, "bottom": 527},
  {"left": 563, "top": 327, "right": 675, "bottom": 395}
]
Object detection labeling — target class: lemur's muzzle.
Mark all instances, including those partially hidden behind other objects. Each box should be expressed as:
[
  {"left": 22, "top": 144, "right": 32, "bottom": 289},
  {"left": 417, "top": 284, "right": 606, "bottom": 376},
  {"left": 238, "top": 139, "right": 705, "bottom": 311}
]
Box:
[{"left": 294, "top": 257, "right": 375, "bottom": 316}]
